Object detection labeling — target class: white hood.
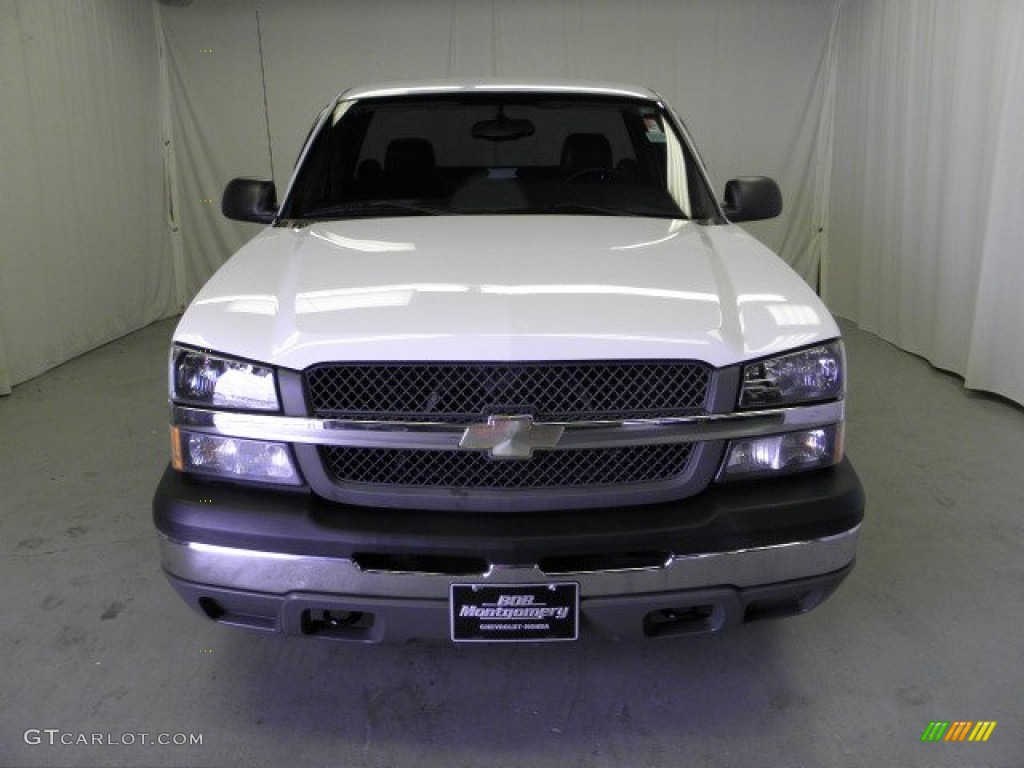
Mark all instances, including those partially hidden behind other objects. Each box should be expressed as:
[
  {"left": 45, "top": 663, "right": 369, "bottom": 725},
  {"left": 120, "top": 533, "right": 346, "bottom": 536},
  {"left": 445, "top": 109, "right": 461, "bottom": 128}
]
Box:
[{"left": 174, "top": 216, "right": 838, "bottom": 370}]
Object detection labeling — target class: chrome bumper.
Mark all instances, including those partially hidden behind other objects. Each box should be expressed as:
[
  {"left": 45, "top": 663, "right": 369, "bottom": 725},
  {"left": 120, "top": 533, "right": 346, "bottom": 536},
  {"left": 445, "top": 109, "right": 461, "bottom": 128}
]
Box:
[{"left": 159, "top": 524, "right": 859, "bottom": 600}]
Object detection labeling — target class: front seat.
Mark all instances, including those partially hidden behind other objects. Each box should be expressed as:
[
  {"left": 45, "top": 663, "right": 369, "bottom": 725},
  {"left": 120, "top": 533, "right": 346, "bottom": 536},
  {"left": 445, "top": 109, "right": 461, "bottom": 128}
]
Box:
[
  {"left": 560, "top": 133, "right": 613, "bottom": 180},
  {"left": 384, "top": 138, "right": 437, "bottom": 198}
]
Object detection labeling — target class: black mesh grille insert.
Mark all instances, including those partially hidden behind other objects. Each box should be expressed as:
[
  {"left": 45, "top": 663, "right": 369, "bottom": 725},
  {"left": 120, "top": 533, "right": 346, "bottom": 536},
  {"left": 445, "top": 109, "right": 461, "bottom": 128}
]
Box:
[
  {"left": 319, "top": 443, "right": 695, "bottom": 489},
  {"left": 305, "top": 361, "right": 711, "bottom": 422}
]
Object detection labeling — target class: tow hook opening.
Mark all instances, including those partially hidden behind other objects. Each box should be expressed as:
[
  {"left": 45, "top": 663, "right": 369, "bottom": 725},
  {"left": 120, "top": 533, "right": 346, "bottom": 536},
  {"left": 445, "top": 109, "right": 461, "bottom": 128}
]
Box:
[
  {"left": 643, "top": 604, "right": 719, "bottom": 637},
  {"left": 301, "top": 609, "right": 374, "bottom": 637}
]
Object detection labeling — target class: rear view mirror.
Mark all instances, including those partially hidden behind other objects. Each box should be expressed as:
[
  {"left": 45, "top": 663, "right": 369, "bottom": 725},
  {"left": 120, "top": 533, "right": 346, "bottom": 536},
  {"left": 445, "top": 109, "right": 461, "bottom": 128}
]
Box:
[
  {"left": 471, "top": 111, "right": 535, "bottom": 142},
  {"left": 222, "top": 178, "right": 278, "bottom": 223},
  {"left": 721, "top": 177, "right": 782, "bottom": 222}
]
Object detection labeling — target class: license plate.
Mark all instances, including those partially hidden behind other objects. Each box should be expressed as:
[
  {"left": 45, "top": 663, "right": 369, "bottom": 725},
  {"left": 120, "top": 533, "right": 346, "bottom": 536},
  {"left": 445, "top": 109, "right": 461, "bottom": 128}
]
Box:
[{"left": 450, "top": 583, "right": 579, "bottom": 642}]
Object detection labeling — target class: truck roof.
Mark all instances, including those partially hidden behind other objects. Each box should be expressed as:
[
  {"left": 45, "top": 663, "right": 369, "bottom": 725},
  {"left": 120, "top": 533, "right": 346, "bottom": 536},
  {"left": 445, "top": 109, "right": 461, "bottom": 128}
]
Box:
[{"left": 338, "top": 79, "right": 662, "bottom": 102}]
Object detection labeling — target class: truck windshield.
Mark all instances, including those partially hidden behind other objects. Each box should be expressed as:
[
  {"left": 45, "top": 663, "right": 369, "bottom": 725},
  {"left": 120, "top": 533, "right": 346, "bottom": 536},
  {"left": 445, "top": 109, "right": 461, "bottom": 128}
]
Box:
[{"left": 283, "top": 93, "right": 716, "bottom": 221}]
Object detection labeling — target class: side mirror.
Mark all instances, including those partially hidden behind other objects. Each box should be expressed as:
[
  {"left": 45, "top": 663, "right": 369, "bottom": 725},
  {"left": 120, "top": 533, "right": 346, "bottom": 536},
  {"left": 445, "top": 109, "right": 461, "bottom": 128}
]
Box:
[
  {"left": 222, "top": 178, "right": 278, "bottom": 223},
  {"left": 721, "top": 177, "right": 782, "bottom": 222}
]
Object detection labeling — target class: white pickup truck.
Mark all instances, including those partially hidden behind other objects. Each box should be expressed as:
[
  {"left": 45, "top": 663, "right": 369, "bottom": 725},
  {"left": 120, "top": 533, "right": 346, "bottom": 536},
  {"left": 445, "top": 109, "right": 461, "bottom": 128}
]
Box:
[{"left": 153, "top": 80, "right": 863, "bottom": 642}]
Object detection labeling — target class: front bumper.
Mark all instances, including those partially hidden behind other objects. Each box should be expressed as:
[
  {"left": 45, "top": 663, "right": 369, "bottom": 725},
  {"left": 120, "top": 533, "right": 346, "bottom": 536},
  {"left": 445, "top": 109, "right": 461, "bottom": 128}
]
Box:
[{"left": 153, "top": 458, "right": 863, "bottom": 641}]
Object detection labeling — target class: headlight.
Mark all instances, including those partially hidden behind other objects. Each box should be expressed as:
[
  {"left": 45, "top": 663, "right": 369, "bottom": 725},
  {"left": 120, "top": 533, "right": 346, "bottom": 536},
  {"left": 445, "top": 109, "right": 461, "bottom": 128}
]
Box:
[
  {"left": 718, "top": 424, "right": 844, "bottom": 481},
  {"left": 171, "top": 346, "right": 279, "bottom": 411},
  {"left": 170, "top": 428, "right": 302, "bottom": 485},
  {"left": 739, "top": 341, "right": 844, "bottom": 408}
]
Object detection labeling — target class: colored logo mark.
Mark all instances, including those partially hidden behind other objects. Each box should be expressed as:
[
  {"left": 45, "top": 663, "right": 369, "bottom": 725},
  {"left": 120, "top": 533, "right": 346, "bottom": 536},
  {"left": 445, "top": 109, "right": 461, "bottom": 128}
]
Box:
[{"left": 921, "top": 721, "right": 997, "bottom": 742}]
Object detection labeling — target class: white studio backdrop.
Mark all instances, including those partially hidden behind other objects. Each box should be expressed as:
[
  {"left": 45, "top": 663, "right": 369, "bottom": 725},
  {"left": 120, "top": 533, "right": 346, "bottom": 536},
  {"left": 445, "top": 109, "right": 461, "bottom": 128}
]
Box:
[
  {"left": 0, "top": 1, "right": 178, "bottom": 394},
  {"left": 828, "top": 0, "right": 1024, "bottom": 405},
  {"left": 2, "top": 0, "right": 1023, "bottom": 408}
]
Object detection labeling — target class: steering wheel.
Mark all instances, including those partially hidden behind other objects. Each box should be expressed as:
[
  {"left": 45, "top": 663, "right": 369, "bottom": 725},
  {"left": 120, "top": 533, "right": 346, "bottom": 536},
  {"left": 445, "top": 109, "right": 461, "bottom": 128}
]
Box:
[{"left": 563, "top": 167, "right": 614, "bottom": 183}]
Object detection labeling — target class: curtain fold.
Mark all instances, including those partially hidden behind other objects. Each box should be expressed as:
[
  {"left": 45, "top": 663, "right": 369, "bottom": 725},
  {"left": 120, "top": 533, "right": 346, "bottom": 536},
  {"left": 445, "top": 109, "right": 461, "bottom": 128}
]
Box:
[
  {"left": 158, "top": 4, "right": 271, "bottom": 301},
  {"left": 0, "top": 329, "right": 10, "bottom": 396},
  {"left": 0, "top": 0, "right": 176, "bottom": 393},
  {"left": 828, "top": 0, "right": 1024, "bottom": 405},
  {"left": 965, "top": 8, "right": 1024, "bottom": 404}
]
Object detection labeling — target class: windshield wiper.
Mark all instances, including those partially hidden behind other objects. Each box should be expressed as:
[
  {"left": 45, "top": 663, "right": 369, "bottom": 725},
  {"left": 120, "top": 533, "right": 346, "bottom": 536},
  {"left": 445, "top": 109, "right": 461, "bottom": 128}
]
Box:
[
  {"left": 296, "top": 200, "right": 686, "bottom": 221},
  {"left": 300, "top": 200, "right": 453, "bottom": 219},
  {"left": 542, "top": 202, "right": 685, "bottom": 218}
]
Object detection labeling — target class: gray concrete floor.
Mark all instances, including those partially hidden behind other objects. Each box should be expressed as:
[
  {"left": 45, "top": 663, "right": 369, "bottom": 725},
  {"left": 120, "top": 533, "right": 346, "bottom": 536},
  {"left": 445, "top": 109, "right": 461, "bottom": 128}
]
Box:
[{"left": 1, "top": 316, "right": 1022, "bottom": 768}]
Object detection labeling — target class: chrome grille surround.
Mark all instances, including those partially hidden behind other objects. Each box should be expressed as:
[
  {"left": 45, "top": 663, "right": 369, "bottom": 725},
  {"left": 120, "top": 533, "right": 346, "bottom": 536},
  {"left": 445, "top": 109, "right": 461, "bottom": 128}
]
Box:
[{"left": 304, "top": 361, "right": 714, "bottom": 503}]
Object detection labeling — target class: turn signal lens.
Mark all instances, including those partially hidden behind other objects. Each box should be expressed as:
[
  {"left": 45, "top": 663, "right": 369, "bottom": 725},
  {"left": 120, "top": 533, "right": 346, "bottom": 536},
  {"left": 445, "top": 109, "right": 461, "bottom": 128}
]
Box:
[
  {"left": 171, "top": 429, "right": 301, "bottom": 486},
  {"left": 717, "top": 424, "right": 843, "bottom": 481}
]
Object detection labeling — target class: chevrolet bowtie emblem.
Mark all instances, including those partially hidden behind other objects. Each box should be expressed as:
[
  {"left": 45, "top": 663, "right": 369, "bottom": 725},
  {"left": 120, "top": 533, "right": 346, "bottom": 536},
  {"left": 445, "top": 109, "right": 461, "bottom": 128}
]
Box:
[{"left": 459, "top": 415, "right": 565, "bottom": 460}]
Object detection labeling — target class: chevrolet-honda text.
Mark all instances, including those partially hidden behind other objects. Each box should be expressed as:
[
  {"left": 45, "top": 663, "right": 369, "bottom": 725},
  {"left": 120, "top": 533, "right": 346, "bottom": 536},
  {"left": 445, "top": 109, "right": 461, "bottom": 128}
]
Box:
[{"left": 153, "top": 80, "right": 864, "bottom": 642}]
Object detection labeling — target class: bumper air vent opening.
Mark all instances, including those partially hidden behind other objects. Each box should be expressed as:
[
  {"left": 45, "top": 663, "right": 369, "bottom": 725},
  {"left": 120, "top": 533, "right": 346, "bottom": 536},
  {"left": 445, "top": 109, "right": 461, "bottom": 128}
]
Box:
[
  {"left": 744, "top": 590, "right": 822, "bottom": 623},
  {"left": 198, "top": 596, "right": 225, "bottom": 620},
  {"left": 353, "top": 552, "right": 489, "bottom": 576},
  {"left": 539, "top": 550, "right": 671, "bottom": 575},
  {"left": 197, "top": 595, "right": 275, "bottom": 631}
]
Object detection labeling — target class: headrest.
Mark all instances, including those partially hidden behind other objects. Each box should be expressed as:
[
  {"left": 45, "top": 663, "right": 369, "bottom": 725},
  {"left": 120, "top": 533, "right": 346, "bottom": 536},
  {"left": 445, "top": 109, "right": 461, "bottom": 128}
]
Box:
[
  {"left": 561, "top": 133, "right": 613, "bottom": 174},
  {"left": 385, "top": 138, "right": 436, "bottom": 178}
]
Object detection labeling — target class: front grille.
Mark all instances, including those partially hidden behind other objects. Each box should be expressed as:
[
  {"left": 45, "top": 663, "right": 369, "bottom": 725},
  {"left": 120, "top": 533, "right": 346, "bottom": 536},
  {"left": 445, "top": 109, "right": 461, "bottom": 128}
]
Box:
[
  {"left": 305, "top": 361, "right": 712, "bottom": 422},
  {"left": 319, "top": 443, "right": 696, "bottom": 489}
]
